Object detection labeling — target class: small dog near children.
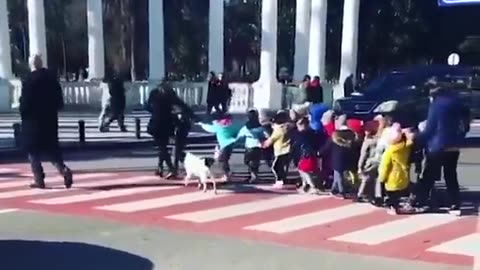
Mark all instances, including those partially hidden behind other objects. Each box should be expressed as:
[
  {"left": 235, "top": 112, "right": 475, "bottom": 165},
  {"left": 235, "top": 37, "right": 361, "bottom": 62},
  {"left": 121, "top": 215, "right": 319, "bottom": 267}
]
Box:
[{"left": 183, "top": 152, "right": 217, "bottom": 194}]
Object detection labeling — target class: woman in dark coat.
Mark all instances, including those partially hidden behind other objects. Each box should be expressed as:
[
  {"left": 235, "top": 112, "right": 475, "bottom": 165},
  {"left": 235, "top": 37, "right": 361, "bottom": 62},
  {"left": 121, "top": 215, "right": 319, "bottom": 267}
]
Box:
[
  {"left": 146, "top": 81, "right": 194, "bottom": 178},
  {"left": 206, "top": 71, "right": 221, "bottom": 115},
  {"left": 19, "top": 54, "right": 73, "bottom": 189}
]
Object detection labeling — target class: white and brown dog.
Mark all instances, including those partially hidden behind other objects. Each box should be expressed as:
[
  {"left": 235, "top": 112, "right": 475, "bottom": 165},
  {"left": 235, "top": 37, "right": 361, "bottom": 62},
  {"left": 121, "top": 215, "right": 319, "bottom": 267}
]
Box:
[{"left": 183, "top": 152, "right": 217, "bottom": 194}]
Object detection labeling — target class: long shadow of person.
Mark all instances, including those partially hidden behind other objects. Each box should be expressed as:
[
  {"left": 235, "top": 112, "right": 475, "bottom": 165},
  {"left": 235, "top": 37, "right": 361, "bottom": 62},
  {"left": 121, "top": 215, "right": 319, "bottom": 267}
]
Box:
[{"left": 0, "top": 240, "right": 154, "bottom": 270}]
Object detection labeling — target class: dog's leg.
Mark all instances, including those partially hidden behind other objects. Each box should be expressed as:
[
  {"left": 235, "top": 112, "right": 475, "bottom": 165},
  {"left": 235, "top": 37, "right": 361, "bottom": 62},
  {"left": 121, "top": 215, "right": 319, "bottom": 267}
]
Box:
[
  {"left": 197, "top": 179, "right": 202, "bottom": 190},
  {"left": 184, "top": 173, "right": 191, "bottom": 187},
  {"left": 202, "top": 177, "right": 208, "bottom": 193},
  {"left": 212, "top": 178, "right": 217, "bottom": 195}
]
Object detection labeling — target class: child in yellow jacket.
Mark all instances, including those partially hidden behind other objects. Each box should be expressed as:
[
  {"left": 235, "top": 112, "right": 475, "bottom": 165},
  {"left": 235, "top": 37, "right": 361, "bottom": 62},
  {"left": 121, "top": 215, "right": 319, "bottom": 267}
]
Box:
[{"left": 378, "top": 123, "right": 414, "bottom": 215}]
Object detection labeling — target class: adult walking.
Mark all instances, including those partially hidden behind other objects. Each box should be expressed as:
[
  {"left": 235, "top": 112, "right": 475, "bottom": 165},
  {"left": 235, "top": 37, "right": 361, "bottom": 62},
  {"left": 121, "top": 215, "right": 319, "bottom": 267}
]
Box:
[
  {"left": 172, "top": 97, "right": 197, "bottom": 174},
  {"left": 206, "top": 71, "right": 221, "bottom": 115},
  {"left": 19, "top": 55, "right": 73, "bottom": 189},
  {"left": 218, "top": 73, "right": 231, "bottom": 113},
  {"left": 414, "top": 78, "right": 470, "bottom": 211},
  {"left": 146, "top": 80, "right": 194, "bottom": 178},
  {"left": 99, "top": 73, "right": 127, "bottom": 132},
  {"left": 306, "top": 76, "right": 323, "bottom": 104}
]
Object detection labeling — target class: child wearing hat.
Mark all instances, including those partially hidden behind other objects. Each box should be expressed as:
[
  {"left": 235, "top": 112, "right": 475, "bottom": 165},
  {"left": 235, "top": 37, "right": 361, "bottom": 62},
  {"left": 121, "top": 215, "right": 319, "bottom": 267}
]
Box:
[
  {"left": 378, "top": 123, "right": 414, "bottom": 215},
  {"left": 356, "top": 120, "right": 379, "bottom": 202}
]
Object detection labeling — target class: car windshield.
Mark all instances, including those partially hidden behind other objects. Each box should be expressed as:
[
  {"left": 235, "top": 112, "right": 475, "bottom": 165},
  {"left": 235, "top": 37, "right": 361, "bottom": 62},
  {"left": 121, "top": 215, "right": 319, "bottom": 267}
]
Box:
[{"left": 361, "top": 72, "right": 407, "bottom": 95}]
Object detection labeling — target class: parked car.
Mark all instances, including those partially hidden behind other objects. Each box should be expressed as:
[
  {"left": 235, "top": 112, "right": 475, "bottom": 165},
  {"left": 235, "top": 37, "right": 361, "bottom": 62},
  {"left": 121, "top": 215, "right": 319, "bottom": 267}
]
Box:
[{"left": 333, "top": 65, "right": 476, "bottom": 127}]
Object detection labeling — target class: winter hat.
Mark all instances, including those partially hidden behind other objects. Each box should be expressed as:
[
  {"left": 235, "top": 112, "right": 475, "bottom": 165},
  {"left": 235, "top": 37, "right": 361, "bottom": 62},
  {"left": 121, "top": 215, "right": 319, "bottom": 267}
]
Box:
[
  {"left": 387, "top": 122, "right": 403, "bottom": 144},
  {"left": 335, "top": 114, "right": 348, "bottom": 129},
  {"left": 347, "top": 119, "right": 364, "bottom": 135},
  {"left": 363, "top": 120, "right": 379, "bottom": 135},
  {"left": 321, "top": 110, "right": 335, "bottom": 125}
]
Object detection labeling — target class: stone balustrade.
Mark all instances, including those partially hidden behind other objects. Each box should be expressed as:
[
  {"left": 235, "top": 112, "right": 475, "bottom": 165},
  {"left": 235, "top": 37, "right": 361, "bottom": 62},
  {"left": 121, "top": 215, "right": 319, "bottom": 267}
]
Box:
[{"left": 7, "top": 80, "right": 335, "bottom": 113}]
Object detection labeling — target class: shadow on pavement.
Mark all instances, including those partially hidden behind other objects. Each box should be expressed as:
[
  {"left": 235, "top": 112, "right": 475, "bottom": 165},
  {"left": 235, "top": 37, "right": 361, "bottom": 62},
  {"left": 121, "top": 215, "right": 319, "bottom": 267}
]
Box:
[{"left": 0, "top": 240, "right": 154, "bottom": 270}]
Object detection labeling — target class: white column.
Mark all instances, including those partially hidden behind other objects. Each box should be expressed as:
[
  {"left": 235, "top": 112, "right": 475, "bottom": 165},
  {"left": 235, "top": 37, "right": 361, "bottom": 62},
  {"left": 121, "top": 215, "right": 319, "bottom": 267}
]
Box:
[
  {"left": 337, "top": 0, "right": 360, "bottom": 98},
  {"left": 27, "top": 0, "right": 47, "bottom": 67},
  {"left": 293, "top": 0, "right": 311, "bottom": 81},
  {"left": 0, "top": 0, "right": 12, "bottom": 79},
  {"left": 149, "top": 0, "right": 165, "bottom": 81},
  {"left": 208, "top": 0, "right": 224, "bottom": 73},
  {"left": 87, "top": 0, "right": 105, "bottom": 80},
  {"left": 252, "top": 0, "right": 282, "bottom": 110},
  {"left": 308, "top": 0, "right": 328, "bottom": 80}
]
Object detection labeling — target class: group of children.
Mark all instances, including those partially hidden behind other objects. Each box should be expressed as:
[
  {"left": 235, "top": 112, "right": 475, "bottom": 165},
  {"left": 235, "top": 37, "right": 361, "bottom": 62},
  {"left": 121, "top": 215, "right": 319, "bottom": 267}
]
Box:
[{"left": 199, "top": 104, "right": 424, "bottom": 215}]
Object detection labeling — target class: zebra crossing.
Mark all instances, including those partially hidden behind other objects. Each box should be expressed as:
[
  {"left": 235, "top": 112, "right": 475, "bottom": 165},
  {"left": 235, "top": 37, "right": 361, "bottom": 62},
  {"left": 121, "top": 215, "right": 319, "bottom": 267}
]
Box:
[{"left": 0, "top": 166, "right": 478, "bottom": 267}]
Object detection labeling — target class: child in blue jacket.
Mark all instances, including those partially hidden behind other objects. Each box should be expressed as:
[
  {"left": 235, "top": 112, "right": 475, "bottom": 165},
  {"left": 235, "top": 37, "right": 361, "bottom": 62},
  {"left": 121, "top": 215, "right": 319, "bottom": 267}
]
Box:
[
  {"left": 199, "top": 114, "right": 242, "bottom": 180},
  {"left": 236, "top": 109, "right": 267, "bottom": 182}
]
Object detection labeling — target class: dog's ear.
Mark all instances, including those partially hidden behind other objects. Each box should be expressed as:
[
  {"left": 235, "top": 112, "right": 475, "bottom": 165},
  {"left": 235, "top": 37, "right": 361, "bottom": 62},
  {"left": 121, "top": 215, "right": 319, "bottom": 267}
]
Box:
[{"left": 204, "top": 157, "right": 215, "bottom": 168}]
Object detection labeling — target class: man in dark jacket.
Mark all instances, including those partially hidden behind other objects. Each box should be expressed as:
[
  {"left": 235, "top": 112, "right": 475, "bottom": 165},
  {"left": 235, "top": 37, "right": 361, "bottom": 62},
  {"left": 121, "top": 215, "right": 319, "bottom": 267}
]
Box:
[
  {"left": 414, "top": 79, "right": 470, "bottom": 211},
  {"left": 99, "top": 73, "right": 127, "bottom": 132},
  {"left": 20, "top": 55, "right": 73, "bottom": 189},
  {"left": 206, "top": 71, "right": 221, "bottom": 115}
]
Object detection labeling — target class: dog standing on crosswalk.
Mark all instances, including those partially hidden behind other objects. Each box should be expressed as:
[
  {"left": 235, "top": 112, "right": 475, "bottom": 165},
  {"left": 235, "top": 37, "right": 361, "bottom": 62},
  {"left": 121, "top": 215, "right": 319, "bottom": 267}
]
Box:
[{"left": 183, "top": 152, "right": 217, "bottom": 194}]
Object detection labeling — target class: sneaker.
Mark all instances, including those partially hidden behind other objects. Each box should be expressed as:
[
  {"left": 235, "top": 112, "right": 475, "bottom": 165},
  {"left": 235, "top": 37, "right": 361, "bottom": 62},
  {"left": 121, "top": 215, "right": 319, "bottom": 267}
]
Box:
[
  {"left": 297, "top": 188, "right": 307, "bottom": 194},
  {"left": 272, "top": 181, "right": 284, "bottom": 189},
  {"left": 308, "top": 188, "right": 321, "bottom": 195},
  {"left": 387, "top": 207, "right": 399, "bottom": 215},
  {"left": 332, "top": 193, "right": 346, "bottom": 199},
  {"left": 449, "top": 204, "right": 461, "bottom": 216},
  {"left": 354, "top": 196, "right": 369, "bottom": 203},
  {"left": 29, "top": 182, "right": 46, "bottom": 189}
]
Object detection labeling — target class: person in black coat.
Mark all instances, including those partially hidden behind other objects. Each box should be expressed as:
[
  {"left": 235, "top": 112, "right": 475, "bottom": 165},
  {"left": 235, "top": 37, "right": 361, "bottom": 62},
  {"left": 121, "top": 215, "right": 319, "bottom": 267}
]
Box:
[
  {"left": 206, "top": 71, "right": 222, "bottom": 115},
  {"left": 19, "top": 54, "right": 73, "bottom": 189},
  {"left": 172, "top": 98, "right": 197, "bottom": 175},
  {"left": 217, "top": 73, "right": 231, "bottom": 113},
  {"left": 146, "top": 80, "right": 195, "bottom": 178},
  {"left": 99, "top": 73, "right": 127, "bottom": 132}
]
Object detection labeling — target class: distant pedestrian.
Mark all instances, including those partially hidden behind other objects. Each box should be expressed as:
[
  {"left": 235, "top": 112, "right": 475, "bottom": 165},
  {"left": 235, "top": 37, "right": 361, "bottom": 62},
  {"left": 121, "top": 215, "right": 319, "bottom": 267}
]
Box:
[
  {"left": 306, "top": 76, "right": 323, "bottom": 104},
  {"left": 206, "top": 72, "right": 222, "bottom": 115},
  {"left": 99, "top": 73, "right": 127, "bottom": 132},
  {"left": 19, "top": 54, "right": 73, "bottom": 189}
]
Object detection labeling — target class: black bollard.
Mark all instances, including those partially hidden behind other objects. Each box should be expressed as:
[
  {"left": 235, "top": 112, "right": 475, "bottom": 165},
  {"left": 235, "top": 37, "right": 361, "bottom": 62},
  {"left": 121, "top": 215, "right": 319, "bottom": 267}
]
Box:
[
  {"left": 78, "top": 120, "right": 85, "bottom": 145},
  {"left": 135, "top": 118, "right": 141, "bottom": 139},
  {"left": 12, "top": 123, "right": 21, "bottom": 148}
]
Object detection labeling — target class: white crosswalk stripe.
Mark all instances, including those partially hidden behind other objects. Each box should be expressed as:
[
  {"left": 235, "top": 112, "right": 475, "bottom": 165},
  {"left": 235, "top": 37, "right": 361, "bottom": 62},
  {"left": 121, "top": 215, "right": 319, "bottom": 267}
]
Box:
[
  {"left": 330, "top": 214, "right": 460, "bottom": 245},
  {"left": 96, "top": 190, "right": 234, "bottom": 213},
  {"left": 245, "top": 203, "right": 377, "bottom": 234},
  {"left": 427, "top": 233, "right": 480, "bottom": 257},
  {"left": 0, "top": 208, "right": 18, "bottom": 214},
  {"left": 166, "top": 194, "right": 327, "bottom": 223},
  {"left": 29, "top": 186, "right": 180, "bottom": 205},
  {"left": 0, "top": 173, "right": 116, "bottom": 189},
  {"left": 0, "top": 175, "right": 158, "bottom": 199},
  {"left": 0, "top": 168, "right": 20, "bottom": 174}
]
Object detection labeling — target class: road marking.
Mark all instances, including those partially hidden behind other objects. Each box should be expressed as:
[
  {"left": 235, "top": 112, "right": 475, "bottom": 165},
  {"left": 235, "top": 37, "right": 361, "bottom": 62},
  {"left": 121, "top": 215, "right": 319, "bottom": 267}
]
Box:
[
  {"left": 29, "top": 186, "right": 180, "bottom": 205},
  {"left": 0, "top": 208, "right": 18, "bottom": 214},
  {"left": 0, "top": 173, "right": 116, "bottom": 189},
  {"left": 96, "top": 190, "right": 233, "bottom": 213},
  {"left": 0, "top": 175, "right": 158, "bottom": 199},
  {"left": 427, "top": 233, "right": 480, "bottom": 260},
  {"left": 0, "top": 168, "right": 19, "bottom": 174},
  {"left": 166, "top": 194, "right": 326, "bottom": 223},
  {"left": 330, "top": 214, "right": 460, "bottom": 245},
  {"left": 245, "top": 203, "right": 377, "bottom": 234}
]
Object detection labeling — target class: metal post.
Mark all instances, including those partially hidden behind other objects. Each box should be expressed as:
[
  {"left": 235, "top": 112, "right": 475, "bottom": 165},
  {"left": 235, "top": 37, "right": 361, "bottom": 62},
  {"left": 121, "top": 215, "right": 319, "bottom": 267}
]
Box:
[
  {"left": 12, "top": 123, "right": 21, "bottom": 148},
  {"left": 135, "top": 117, "right": 141, "bottom": 139},
  {"left": 78, "top": 120, "right": 85, "bottom": 145}
]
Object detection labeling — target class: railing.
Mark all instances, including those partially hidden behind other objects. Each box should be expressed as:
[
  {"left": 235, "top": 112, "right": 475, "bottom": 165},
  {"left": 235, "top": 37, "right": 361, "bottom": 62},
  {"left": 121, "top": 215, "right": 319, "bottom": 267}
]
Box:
[{"left": 7, "top": 79, "right": 335, "bottom": 112}]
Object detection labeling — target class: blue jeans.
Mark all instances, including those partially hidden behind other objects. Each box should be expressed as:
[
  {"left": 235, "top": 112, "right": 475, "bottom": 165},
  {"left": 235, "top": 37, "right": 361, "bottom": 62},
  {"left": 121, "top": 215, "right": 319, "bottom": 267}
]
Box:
[{"left": 332, "top": 170, "right": 345, "bottom": 194}]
